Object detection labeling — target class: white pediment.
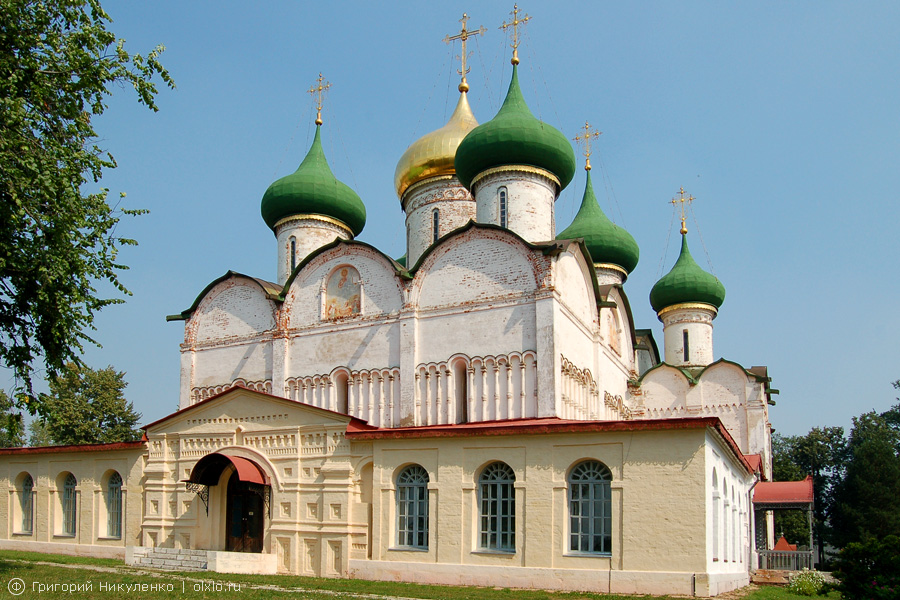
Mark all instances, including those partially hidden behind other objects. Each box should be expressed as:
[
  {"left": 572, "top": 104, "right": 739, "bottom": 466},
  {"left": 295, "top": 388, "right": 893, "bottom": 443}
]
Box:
[{"left": 146, "top": 387, "right": 351, "bottom": 436}]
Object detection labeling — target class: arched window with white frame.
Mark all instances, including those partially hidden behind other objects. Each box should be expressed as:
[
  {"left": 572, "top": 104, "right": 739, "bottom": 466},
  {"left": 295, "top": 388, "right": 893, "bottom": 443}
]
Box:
[
  {"left": 62, "top": 473, "right": 77, "bottom": 536},
  {"left": 568, "top": 460, "right": 612, "bottom": 554},
  {"left": 712, "top": 469, "right": 720, "bottom": 561},
  {"left": 478, "top": 462, "right": 515, "bottom": 552},
  {"left": 107, "top": 471, "right": 123, "bottom": 539},
  {"left": 396, "top": 465, "right": 429, "bottom": 549},
  {"left": 20, "top": 474, "right": 34, "bottom": 534}
]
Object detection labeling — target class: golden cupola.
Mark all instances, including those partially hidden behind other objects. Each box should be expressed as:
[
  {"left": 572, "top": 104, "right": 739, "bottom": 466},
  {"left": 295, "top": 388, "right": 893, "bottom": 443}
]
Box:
[{"left": 394, "top": 90, "right": 478, "bottom": 204}]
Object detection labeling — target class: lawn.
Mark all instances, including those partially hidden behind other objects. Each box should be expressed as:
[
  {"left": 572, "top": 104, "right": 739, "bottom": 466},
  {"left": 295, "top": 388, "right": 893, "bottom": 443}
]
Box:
[{"left": 0, "top": 551, "right": 838, "bottom": 600}]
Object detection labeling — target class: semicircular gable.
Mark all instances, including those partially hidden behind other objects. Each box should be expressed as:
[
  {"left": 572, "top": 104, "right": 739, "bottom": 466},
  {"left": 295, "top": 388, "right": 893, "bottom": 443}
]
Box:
[
  {"left": 696, "top": 361, "right": 749, "bottom": 405},
  {"left": 639, "top": 364, "right": 693, "bottom": 414},
  {"left": 555, "top": 250, "right": 597, "bottom": 327},
  {"left": 412, "top": 230, "right": 539, "bottom": 311},
  {"left": 189, "top": 277, "right": 277, "bottom": 344},
  {"left": 284, "top": 244, "right": 404, "bottom": 328}
]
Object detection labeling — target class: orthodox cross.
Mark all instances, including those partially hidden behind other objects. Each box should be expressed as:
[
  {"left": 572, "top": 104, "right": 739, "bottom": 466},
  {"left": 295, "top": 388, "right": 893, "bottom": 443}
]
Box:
[
  {"left": 500, "top": 4, "right": 531, "bottom": 65},
  {"left": 670, "top": 187, "right": 695, "bottom": 234},
  {"left": 444, "top": 13, "right": 486, "bottom": 93},
  {"left": 308, "top": 73, "right": 331, "bottom": 126},
  {"left": 573, "top": 121, "right": 602, "bottom": 171}
]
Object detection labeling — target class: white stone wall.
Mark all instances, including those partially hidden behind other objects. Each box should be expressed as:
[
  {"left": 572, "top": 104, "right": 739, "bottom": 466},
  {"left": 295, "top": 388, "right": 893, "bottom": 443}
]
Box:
[
  {"left": 705, "top": 434, "right": 756, "bottom": 594},
  {"left": 0, "top": 446, "right": 145, "bottom": 557},
  {"left": 143, "top": 389, "right": 370, "bottom": 577},
  {"left": 660, "top": 305, "right": 717, "bottom": 367},
  {"left": 402, "top": 177, "right": 475, "bottom": 267},
  {"left": 637, "top": 362, "right": 772, "bottom": 460},
  {"left": 473, "top": 168, "right": 557, "bottom": 242},
  {"left": 275, "top": 217, "right": 351, "bottom": 286},
  {"left": 355, "top": 425, "right": 751, "bottom": 596}
]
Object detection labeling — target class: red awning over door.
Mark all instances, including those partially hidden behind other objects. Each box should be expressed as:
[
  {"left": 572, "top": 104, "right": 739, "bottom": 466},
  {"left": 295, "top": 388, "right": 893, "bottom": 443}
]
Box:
[{"left": 185, "top": 453, "right": 267, "bottom": 486}]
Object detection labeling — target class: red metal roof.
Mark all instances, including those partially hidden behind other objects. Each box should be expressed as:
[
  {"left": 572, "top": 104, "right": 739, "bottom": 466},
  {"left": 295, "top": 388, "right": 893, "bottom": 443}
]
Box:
[
  {"left": 0, "top": 441, "right": 145, "bottom": 456},
  {"left": 743, "top": 454, "right": 765, "bottom": 479},
  {"left": 754, "top": 476, "right": 814, "bottom": 504},
  {"left": 186, "top": 453, "right": 268, "bottom": 486}
]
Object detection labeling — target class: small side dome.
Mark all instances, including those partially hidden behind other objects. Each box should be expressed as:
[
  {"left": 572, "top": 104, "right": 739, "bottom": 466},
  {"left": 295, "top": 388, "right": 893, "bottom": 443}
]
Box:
[
  {"left": 455, "top": 65, "right": 576, "bottom": 192},
  {"left": 394, "top": 92, "right": 478, "bottom": 201},
  {"left": 558, "top": 171, "right": 639, "bottom": 274},
  {"left": 261, "top": 125, "right": 366, "bottom": 236},
  {"left": 649, "top": 234, "right": 726, "bottom": 313}
]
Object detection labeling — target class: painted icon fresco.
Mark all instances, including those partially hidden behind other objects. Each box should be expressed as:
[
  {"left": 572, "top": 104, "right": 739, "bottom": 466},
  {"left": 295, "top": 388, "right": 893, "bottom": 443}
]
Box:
[{"left": 325, "top": 266, "right": 361, "bottom": 319}]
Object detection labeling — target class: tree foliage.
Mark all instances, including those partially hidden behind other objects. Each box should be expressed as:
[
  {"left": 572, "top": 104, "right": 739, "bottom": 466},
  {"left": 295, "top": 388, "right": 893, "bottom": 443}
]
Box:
[
  {"left": 0, "top": 390, "right": 25, "bottom": 447},
  {"left": 0, "top": 0, "right": 173, "bottom": 410},
  {"left": 34, "top": 363, "right": 141, "bottom": 445},
  {"left": 833, "top": 535, "right": 900, "bottom": 600},
  {"left": 829, "top": 403, "right": 900, "bottom": 548}
]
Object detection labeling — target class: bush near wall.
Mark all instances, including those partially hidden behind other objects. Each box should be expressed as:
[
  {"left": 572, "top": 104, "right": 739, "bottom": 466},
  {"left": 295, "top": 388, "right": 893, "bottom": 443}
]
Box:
[{"left": 832, "top": 535, "right": 900, "bottom": 600}]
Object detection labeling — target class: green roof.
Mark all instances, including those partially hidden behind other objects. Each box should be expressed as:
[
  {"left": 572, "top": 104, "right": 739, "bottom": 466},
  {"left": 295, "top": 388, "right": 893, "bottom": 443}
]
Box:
[
  {"left": 557, "top": 170, "right": 639, "bottom": 274},
  {"left": 649, "top": 234, "right": 725, "bottom": 312},
  {"left": 261, "top": 125, "right": 366, "bottom": 235},
  {"left": 455, "top": 65, "right": 576, "bottom": 191}
]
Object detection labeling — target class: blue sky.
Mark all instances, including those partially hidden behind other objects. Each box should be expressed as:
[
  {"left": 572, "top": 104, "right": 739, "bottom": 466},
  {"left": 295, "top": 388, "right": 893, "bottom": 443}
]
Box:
[{"left": 29, "top": 1, "right": 898, "bottom": 436}]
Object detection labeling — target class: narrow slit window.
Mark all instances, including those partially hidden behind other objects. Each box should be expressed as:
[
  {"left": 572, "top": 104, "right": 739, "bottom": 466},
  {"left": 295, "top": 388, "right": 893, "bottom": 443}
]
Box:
[
  {"left": 290, "top": 238, "right": 297, "bottom": 271},
  {"left": 683, "top": 330, "right": 690, "bottom": 362},
  {"left": 432, "top": 209, "right": 440, "bottom": 243},
  {"left": 499, "top": 188, "right": 508, "bottom": 228}
]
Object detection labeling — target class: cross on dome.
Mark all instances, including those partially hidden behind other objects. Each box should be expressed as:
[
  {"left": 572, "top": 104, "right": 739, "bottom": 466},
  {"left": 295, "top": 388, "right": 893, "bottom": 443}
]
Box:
[
  {"left": 670, "top": 187, "right": 695, "bottom": 234},
  {"left": 500, "top": 4, "right": 531, "bottom": 65},
  {"left": 573, "top": 121, "right": 602, "bottom": 171},
  {"left": 444, "top": 13, "right": 486, "bottom": 93},
  {"left": 308, "top": 73, "right": 331, "bottom": 126}
]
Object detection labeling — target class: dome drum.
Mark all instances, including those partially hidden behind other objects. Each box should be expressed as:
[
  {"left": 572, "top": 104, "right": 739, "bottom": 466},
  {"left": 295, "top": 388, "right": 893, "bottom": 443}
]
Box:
[{"left": 473, "top": 168, "right": 557, "bottom": 242}]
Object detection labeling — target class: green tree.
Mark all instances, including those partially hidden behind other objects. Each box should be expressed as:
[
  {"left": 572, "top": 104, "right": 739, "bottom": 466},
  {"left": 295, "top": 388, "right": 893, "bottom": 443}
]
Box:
[
  {"left": 0, "top": 0, "right": 173, "bottom": 410},
  {"left": 829, "top": 403, "right": 900, "bottom": 548},
  {"left": 26, "top": 418, "right": 52, "bottom": 447},
  {"left": 34, "top": 363, "right": 142, "bottom": 445},
  {"left": 0, "top": 390, "right": 25, "bottom": 447}
]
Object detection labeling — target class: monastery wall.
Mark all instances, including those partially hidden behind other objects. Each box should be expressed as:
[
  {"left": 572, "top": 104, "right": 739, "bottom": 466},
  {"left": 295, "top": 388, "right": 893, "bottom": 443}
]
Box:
[
  {"left": 353, "top": 426, "right": 750, "bottom": 596},
  {"left": 0, "top": 445, "right": 145, "bottom": 559}
]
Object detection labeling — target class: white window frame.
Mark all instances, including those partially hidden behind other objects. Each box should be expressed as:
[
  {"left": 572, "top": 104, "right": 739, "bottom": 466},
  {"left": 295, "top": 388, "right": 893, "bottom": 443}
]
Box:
[
  {"left": 567, "top": 460, "right": 612, "bottom": 555},
  {"left": 396, "top": 465, "right": 429, "bottom": 549},
  {"left": 478, "top": 462, "right": 515, "bottom": 552}
]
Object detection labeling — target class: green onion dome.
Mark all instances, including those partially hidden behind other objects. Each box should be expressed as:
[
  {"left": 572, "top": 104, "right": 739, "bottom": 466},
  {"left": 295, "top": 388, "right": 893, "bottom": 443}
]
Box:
[
  {"left": 454, "top": 65, "right": 576, "bottom": 192},
  {"left": 649, "top": 234, "right": 726, "bottom": 313},
  {"left": 261, "top": 125, "right": 366, "bottom": 236},
  {"left": 558, "top": 170, "right": 639, "bottom": 274}
]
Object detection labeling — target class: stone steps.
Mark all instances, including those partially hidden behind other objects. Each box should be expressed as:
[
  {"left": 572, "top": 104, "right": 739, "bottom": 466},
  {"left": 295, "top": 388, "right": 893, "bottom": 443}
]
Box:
[{"left": 128, "top": 547, "right": 209, "bottom": 571}]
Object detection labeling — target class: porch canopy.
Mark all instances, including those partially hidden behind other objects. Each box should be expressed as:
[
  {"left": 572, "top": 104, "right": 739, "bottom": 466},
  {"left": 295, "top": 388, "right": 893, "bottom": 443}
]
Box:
[
  {"left": 185, "top": 453, "right": 267, "bottom": 486},
  {"left": 753, "top": 475, "right": 814, "bottom": 510}
]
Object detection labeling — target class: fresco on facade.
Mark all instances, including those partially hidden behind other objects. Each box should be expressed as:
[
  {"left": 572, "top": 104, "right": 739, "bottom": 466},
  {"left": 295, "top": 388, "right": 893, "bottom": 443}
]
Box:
[{"left": 325, "top": 266, "right": 361, "bottom": 319}]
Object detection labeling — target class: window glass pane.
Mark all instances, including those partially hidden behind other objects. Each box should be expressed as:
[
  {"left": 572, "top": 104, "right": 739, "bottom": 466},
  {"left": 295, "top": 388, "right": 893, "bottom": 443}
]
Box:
[
  {"left": 396, "top": 465, "right": 429, "bottom": 549},
  {"left": 478, "top": 462, "right": 515, "bottom": 551},
  {"left": 567, "top": 461, "right": 612, "bottom": 554}
]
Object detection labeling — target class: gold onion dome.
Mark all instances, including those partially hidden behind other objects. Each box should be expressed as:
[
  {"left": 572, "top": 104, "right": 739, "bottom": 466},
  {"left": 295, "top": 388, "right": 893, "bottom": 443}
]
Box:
[{"left": 394, "top": 91, "right": 479, "bottom": 202}]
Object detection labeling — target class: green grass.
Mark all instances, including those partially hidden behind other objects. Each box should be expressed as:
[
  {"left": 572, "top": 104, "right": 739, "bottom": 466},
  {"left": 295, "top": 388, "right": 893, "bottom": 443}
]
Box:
[
  {"left": 0, "top": 550, "right": 844, "bottom": 600},
  {"left": 743, "top": 586, "right": 840, "bottom": 600}
]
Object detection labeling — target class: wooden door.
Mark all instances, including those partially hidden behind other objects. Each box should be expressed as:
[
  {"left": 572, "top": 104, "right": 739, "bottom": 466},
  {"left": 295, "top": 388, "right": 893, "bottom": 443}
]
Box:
[{"left": 225, "top": 472, "right": 263, "bottom": 553}]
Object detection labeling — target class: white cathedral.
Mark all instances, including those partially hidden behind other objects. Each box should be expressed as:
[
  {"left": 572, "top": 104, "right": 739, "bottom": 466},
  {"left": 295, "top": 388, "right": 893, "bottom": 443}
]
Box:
[{"left": 0, "top": 14, "right": 808, "bottom": 598}]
